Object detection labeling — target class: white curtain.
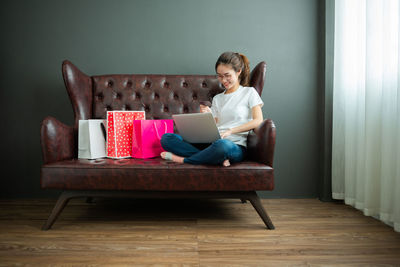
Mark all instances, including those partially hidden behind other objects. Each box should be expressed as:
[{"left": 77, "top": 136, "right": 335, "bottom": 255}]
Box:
[{"left": 332, "top": 0, "right": 400, "bottom": 232}]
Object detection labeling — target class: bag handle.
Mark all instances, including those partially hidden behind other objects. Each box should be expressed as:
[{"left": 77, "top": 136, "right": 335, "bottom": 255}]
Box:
[
  {"left": 153, "top": 121, "right": 168, "bottom": 140},
  {"left": 100, "top": 122, "right": 107, "bottom": 141}
]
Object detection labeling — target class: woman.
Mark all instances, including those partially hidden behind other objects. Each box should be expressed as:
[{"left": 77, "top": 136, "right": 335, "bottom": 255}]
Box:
[{"left": 160, "top": 51, "right": 264, "bottom": 166}]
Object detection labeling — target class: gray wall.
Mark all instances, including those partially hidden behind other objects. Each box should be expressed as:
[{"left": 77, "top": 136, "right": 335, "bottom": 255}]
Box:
[{"left": 0, "top": 0, "right": 322, "bottom": 198}]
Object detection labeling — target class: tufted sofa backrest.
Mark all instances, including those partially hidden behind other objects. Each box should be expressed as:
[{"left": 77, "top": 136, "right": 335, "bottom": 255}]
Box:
[
  {"left": 62, "top": 60, "right": 266, "bottom": 133},
  {"left": 92, "top": 75, "right": 224, "bottom": 120}
]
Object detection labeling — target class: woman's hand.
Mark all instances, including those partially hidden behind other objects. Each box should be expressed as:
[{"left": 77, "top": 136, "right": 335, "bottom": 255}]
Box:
[
  {"left": 200, "top": 104, "right": 212, "bottom": 113},
  {"left": 220, "top": 129, "right": 232, "bottom": 139}
]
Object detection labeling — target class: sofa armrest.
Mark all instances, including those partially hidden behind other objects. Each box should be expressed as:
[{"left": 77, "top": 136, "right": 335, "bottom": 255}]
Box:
[
  {"left": 40, "top": 116, "right": 74, "bottom": 164},
  {"left": 246, "top": 119, "right": 276, "bottom": 166}
]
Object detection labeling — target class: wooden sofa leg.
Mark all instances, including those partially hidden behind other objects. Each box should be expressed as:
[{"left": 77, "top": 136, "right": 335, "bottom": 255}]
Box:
[
  {"left": 42, "top": 191, "right": 74, "bottom": 230},
  {"left": 247, "top": 192, "right": 275, "bottom": 230}
]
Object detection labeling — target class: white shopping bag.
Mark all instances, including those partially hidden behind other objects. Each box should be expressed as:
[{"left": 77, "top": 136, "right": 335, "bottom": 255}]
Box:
[{"left": 78, "top": 119, "right": 107, "bottom": 159}]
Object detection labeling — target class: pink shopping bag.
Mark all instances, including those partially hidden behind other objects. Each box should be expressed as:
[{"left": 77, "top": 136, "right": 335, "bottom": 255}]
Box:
[
  {"left": 107, "top": 111, "right": 145, "bottom": 158},
  {"left": 132, "top": 119, "right": 174, "bottom": 159}
]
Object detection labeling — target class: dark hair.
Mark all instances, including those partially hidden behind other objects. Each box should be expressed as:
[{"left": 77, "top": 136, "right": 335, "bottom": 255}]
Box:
[{"left": 215, "top": 52, "right": 250, "bottom": 86}]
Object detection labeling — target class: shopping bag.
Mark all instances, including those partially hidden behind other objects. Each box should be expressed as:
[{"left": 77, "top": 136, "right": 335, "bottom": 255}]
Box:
[
  {"left": 78, "top": 119, "right": 107, "bottom": 159},
  {"left": 106, "top": 111, "right": 145, "bottom": 158},
  {"left": 132, "top": 119, "right": 174, "bottom": 159}
]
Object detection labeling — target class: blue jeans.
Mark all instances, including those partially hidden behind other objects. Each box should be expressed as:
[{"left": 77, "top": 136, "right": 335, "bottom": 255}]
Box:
[{"left": 160, "top": 133, "right": 246, "bottom": 165}]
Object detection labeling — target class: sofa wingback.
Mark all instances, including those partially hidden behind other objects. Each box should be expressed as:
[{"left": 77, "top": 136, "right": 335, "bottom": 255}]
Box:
[{"left": 41, "top": 60, "right": 271, "bottom": 163}]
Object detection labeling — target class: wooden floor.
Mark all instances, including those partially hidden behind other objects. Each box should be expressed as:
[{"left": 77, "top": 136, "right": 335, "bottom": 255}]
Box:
[{"left": 0, "top": 198, "right": 399, "bottom": 266}]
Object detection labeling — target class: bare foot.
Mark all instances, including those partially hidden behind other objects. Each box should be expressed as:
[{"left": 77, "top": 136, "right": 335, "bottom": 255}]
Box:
[
  {"left": 223, "top": 159, "right": 231, "bottom": 167},
  {"left": 160, "top": 152, "right": 185, "bottom": 163}
]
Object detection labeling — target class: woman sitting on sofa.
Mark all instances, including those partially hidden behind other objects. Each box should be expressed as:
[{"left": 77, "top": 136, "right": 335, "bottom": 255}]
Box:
[{"left": 160, "top": 51, "right": 264, "bottom": 167}]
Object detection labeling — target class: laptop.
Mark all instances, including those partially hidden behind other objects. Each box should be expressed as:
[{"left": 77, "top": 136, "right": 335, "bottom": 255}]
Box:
[{"left": 172, "top": 112, "right": 221, "bottom": 143}]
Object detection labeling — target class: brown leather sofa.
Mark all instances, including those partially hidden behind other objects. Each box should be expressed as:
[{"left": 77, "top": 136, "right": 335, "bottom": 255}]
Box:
[{"left": 40, "top": 60, "right": 276, "bottom": 230}]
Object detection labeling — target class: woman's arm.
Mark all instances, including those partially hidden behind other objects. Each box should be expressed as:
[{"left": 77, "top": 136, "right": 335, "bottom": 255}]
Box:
[
  {"left": 220, "top": 104, "right": 263, "bottom": 138},
  {"left": 200, "top": 104, "right": 219, "bottom": 123}
]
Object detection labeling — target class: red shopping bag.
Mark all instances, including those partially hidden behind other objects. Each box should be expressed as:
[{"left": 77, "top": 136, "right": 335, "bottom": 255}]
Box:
[
  {"left": 106, "top": 111, "right": 145, "bottom": 158},
  {"left": 132, "top": 120, "right": 174, "bottom": 159}
]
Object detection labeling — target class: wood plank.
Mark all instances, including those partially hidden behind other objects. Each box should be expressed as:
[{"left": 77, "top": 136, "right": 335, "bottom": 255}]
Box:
[{"left": 0, "top": 198, "right": 399, "bottom": 266}]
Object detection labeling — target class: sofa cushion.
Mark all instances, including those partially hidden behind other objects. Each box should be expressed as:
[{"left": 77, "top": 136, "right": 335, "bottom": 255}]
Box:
[{"left": 41, "top": 158, "right": 274, "bottom": 191}]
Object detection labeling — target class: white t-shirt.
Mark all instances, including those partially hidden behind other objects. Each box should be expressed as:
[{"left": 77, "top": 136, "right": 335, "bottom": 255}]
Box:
[{"left": 211, "top": 86, "right": 264, "bottom": 147}]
